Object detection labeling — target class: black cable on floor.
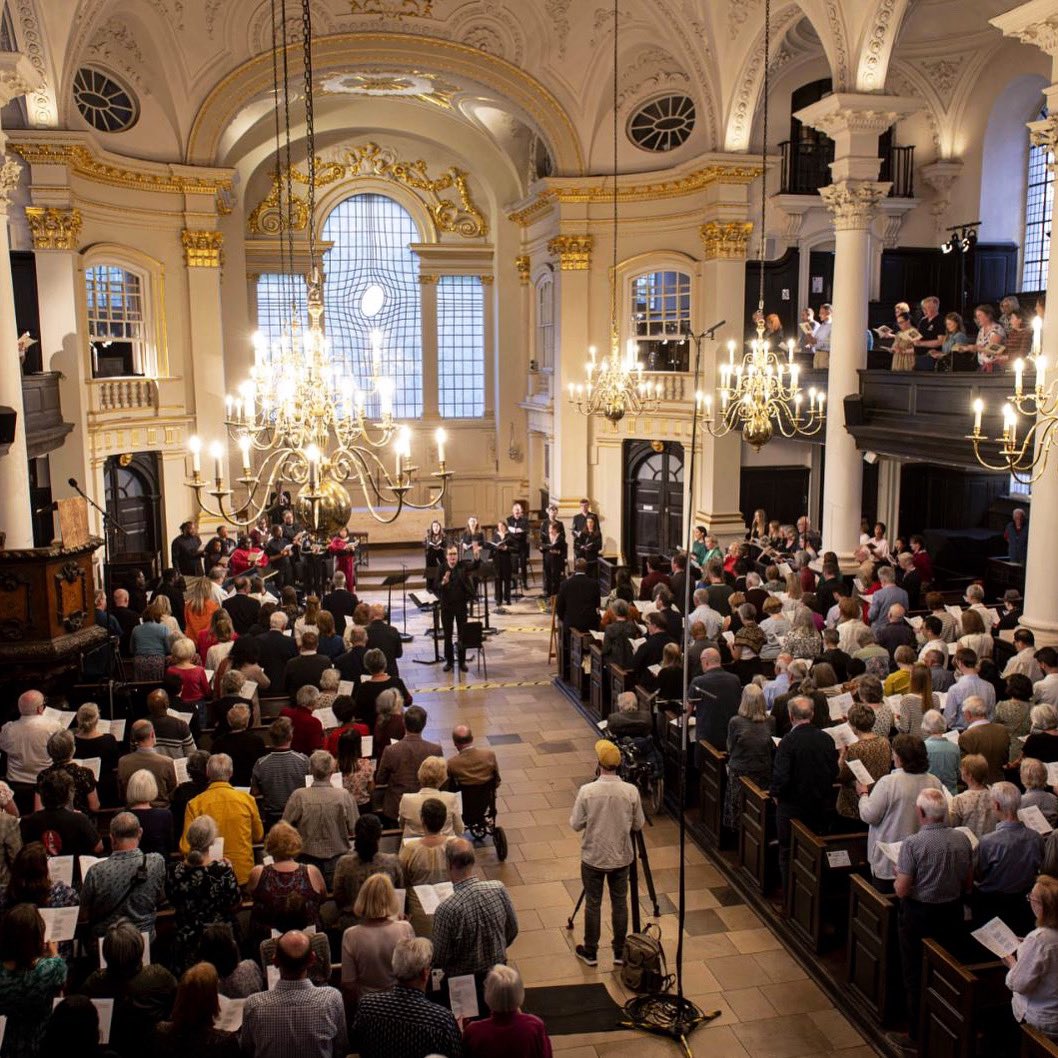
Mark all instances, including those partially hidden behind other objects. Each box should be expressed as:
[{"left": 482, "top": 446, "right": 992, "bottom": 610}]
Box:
[{"left": 621, "top": 994, "right": 721, "bottom": 1058}]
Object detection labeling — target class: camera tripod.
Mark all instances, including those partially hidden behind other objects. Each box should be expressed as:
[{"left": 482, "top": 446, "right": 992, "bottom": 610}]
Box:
[{"left": 565, "top": 827, "right": 660, "bottom": 934}]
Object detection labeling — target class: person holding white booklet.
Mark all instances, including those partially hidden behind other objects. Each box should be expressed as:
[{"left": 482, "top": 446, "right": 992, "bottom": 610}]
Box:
[
  {"left": 0, "top": 904, "right": 66, "bottom": 1058},
  {"left": 340, "top": 873, "right": 414, "bottom": 1007},
  {"left": 1003, "top": 875, "right": 1058, "bottom": 1040},
  {"left": 154, "top": 962, "right": 240, "bottom": 1058},
  {"left": 891, "top": 788, "right": 974, "bottom": 1047}
]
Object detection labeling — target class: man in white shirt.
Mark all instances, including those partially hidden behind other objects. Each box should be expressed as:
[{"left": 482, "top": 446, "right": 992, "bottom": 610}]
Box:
[
  {"left": 0, "top": 691, "right": 60, "bottom": 793},
  {"left": 964, "top": 584, "right": 996, "bottom": 628},
  {"left": 944, "top": 648, "right": 997, "bottom": 730},
  {"left": 1003, "top": 628, "right": 1043, "bottom": 684},
  {"left": 916, "top": 616, "right": 949, "bottom": 665},
  {"left": 569, "top": 739, "right": 644, "bottom": 967},
  {"left": 1033, "top": 648, "right": 1058, "bottom": 707},
  {"left": 803, "top": 303, "right": 831, "bottom": 369},
  {"left": 763, "top": 654, "right": 796, "bottom": 711},
  {"left": 686, "top": 588, "right": 723, "bottom": 641},
  {"left": 207, "top": 565, "right": 228, "bottom": 605}
]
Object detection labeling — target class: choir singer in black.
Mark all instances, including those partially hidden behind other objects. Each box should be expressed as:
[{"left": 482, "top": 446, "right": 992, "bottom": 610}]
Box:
[
  {"left": 436, "top": 545, "right": 474, "bottom": 673},
  {"left": 541, "top": 521, "right": 568, "bottom": 598},
  {"left": 490, "top": 521, "right": 514, "bottom": 610}
]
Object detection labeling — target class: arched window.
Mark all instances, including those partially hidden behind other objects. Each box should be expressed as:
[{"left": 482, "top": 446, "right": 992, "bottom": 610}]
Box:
[
  {"left": 85, "top": 264, "right": 148, "bottom": 377},
  {"left": 630, "top": 269, "right": 690, "bottom": 371},
  {"left": 255, "top": 274, "right": 305, "bottom": 345},
  {"left": 321, "top": 193, "right": 422, "bottom": 418},
  {"left": 437, "top": 275, "right": 484, "bottom": 418},
  {"left": 1023, "top": 104, "right": 1054, "bottom": 291},
  {"left": 535, "top": 274, "right": 554, "bottom": 369}
]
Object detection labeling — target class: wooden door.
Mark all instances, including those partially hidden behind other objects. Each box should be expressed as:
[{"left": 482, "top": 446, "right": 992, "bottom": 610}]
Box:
[{"left": 624, "top": 441, "right": 684, "bottom": 561}]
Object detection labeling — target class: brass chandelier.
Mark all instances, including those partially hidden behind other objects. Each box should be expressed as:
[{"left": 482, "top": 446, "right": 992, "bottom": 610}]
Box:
[
  {"left": 698, "top": 0, "right": 824, "bottom": 450},
  {"left": 187, "top": 0, "right": 450, "bottom": 530},
  {"left": 567, "top": 0, "right": 661, "bottom": 427},
  {"left": 968, "top": 316, "right": 1052, "bottom": 483}
]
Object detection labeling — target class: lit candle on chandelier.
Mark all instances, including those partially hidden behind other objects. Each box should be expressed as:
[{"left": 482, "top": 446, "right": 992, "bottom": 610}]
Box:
[
  {"left": 238, "top": 435, "right": 252, "bottom": 473},
  {"left": 727, "top": 340, "right": 735, "bottom": 365},
  {"left": 1032, "top": 315, "right": 1043, "bottom": 357},
  {"left": 189, "top": 435, "right": 202, "bottom": 475},
  {"left": 787, "top": 339, "right": 795, "bottom": 364},
  {"left": 209, "top": 441, "right": 223, "bottom": 482},
  {"left": 1038, "top": 355, "right": 1048, "bottom": 394},
  {"left": 1015, "top": 360, "right": 1024, "bottom": 398},
  {"left": 305, "top": 443, "right": 320, "bottom": 490},
  {"left": 225, "top": 395, "right": 233, "bottom": 420},
  {"left": 972, "top": 398, "right": 984, "bottom": 436},
  {"left": 434, "top": 426, "right": 446, "bottom": 464}
]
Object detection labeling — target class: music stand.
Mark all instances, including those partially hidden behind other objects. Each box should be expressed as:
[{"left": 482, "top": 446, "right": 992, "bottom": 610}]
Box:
[
  {"left": 412, "top": 596, "right": 443, "bottom": 665},
  {"left": 473, "top": 560, "right": 500, "bottom": 637},
  {"left": 382, "top": 572, "right": 413, "bottom": 643}
]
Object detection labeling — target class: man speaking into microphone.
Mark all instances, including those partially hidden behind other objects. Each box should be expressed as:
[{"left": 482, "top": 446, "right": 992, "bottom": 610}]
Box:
[{"left": 436, "top": 544, "right": 474, "bottom": 673}]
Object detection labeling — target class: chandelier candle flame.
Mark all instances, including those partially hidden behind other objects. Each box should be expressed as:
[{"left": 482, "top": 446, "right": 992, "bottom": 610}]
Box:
[
  {"left": 968, "top": 314, "right": 1054, "bottom": 483},
  {"left": 186, "top": 271, "right": 451, "bottom": 530},
  {"left": 698, "top": 320, "right": 825, "bottom": 450}
]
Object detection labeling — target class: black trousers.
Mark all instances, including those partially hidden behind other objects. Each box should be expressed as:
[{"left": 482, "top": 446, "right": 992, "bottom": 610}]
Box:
[
  {"left": 494, "top": 554, "right": 512, "bottom": 604},
  {"left": 898, "top": 896, "right": 964, "bottom": 1038},
  {"left": 441, "top": 603, "right": 468, "bottom": 664},
  {"left": 543, "top": 555, "right": 564, "bottom": 597}
]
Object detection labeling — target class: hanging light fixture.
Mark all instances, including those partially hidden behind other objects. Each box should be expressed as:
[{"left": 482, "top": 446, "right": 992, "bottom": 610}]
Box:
[
  {"left": 567, "top": 0, "right": 662, "bottom": 427},
  {"left": 968, "top": 315, "right": 1053, "bottom": 482},
  {"left": 186, "top": 0, "right": 450, "bottom": 529},
  {"left": 698, "top": 0, "right": 825, "bottom": 450}
]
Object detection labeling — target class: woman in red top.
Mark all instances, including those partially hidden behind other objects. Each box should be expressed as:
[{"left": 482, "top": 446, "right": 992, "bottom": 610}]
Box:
[
  {"left": 323, "top": 696, "right": 369, "bottom": 757},
  {"left": 464, "top": 965, "right": 552, "bottom": 1058},
  {"left": 167, "top": 636, "right": 212, "bottom": 704},
  {"left": 328, "top": 527, "right": 357, "bottom": 588}
]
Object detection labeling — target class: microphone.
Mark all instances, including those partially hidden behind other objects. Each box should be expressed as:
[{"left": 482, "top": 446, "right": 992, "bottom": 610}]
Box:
[{"left": 68, "top": 477, "right": 79, "bottom": 488}]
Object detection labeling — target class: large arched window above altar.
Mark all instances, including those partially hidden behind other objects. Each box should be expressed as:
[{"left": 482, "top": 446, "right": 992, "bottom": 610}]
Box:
[{"left": 321, "top": 192, "right": 423, "bottom": 418}]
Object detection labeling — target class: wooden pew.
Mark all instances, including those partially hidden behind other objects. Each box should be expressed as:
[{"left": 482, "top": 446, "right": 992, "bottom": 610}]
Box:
[
  {"left": 786, "top": 820, "right": 869, "bottom": 953},
  {"left": 919, "top": 938, "right": 1009, "bottom": 1058},
  {"left": 610, "top": 663, "right": 636, "bottom": 715},
  {"left": 597, "top": 555, "right": 627, "bottom": 596},
  {"left": 697, "top": 739, "right": 727, "bottom": 847},
  {"left": 567, "top": 629, "right": 591, "bottom": 701},
  {"left": 658, "top": 711, "right": 699, "bottom": 810},
  {"left": 737, "top": 777, "right": 777, "bottom": 895},
  {"left": 1021, "top": 1026, "right": 1058, "bottom": 1057},
  {"left": 556, "top": 618, "right": 569, "bottom": 682},
  {"left": 846, "top": 874, "right": 903, "bottom": 1026},
  {"left": 589, "top": 643, "right": 611, "bottom": 721}
]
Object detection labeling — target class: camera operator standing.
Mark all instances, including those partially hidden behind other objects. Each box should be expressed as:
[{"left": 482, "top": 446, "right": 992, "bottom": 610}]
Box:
[{"left": 569, "top": 739, "right": 645, "bottom": 967}]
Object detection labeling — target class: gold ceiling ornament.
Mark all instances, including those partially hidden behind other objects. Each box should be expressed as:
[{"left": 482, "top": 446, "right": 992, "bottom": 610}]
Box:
[
  {"left": 417, "top": 273, "right": 439, "bottom": 284},
  {"left": 181, "top": 229, "right": 224, "bottom": 268},
  {"left": 247, "top": 142, "right": 487, "bottom": 239},
  {"left": 547, "top": 234, "right": 593, "bottom": 271},
  {"left": 479, "top": 274, "right": 494, "bottom": 285},
  {"left": 348, "top": 0, "right": 433, "bottom": 16},
  {"left": 699, "top": 220, "right": 754, "bottom": 260},
  {"left": 25, "top": 206, "right": 83, "bottom": 251},
  {"left": 319, "top": 69, "right": 458, "bottom": 109},
  {"left": 9, "top": 141, "right": 233, "bottom": 198},
  {"left": 515, "top": 254, "right": 530, "bottom": 284}
]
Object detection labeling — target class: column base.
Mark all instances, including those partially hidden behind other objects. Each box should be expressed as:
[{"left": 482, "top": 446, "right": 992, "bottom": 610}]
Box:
[
  {"left": 1018, "top": 613, "right": 1058, "bottom": 647},
  {"left": 694, "top": 510, "right": 746, "bottom": 546}
]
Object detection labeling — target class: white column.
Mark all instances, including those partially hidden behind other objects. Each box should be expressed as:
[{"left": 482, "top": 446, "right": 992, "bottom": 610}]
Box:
[
  {"left": 818, "top": 185, "right": 887, "bottom": 559},
  {"left": 419, "top": 274, "right": 439, "bottom": 419},
  {"left": 795, "top": 93, "right": 918, "bottom": 562},
  {"left": 991, "top": 4, "right": 1058, "bottom": 634},
  {"left": 0, "top": 55, "right": 43, "bottom": 547},
  {"left": 182, "top": 229, "right": 228, "bottom": 452}
]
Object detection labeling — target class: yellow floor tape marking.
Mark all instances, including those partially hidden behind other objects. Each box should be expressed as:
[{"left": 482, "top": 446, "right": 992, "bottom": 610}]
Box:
[{"left": 411, "top": 679, "right": 554, "bottom": 693}]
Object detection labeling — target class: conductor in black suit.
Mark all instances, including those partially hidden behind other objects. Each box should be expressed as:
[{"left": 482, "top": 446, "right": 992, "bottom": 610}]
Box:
[
  {"left": 541, "top": 522, "right": 568, "bottom": 598},
  {"left": 555, "top": 559, "right": 601, "bottom": 633},
  {"left": 436, "top": 545, "right": 475, "bottom": 673}
]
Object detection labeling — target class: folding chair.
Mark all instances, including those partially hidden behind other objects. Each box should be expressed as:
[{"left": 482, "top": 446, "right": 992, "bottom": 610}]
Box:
[{"left": 461, "top": 620, "right": 488, "bottom": 679}]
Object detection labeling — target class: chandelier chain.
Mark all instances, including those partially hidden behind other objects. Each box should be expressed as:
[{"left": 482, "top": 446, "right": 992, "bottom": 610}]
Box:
[
  {"left": 610, "top": 0, "right": 618, "bottom": 347},
  {"left": 757, "top": 0, "right": 770, "bottom": 315},
  {"left": 279, "top": 0, "right": 298, "bottom": 314},
  {"left": 301, "top": 0, "right": 318, "bottom": 274},
  {"left": 268, "top": 0, "right": 289, "bottom": 290}
]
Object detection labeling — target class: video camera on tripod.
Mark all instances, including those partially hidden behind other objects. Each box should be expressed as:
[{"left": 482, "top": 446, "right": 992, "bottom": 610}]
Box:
[{"left": 608, "top": 733, "right": 664, "bottom": 818}]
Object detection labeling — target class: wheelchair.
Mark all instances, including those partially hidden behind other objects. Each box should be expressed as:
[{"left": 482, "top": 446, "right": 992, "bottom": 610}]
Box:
[{"left": 450, "top": 777, "right": 508, "bottom": 861}]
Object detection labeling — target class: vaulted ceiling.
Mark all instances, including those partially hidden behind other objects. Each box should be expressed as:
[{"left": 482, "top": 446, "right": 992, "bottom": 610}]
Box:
[{"left": 4, "top": 0, "right": 1043, "bottom": 195}]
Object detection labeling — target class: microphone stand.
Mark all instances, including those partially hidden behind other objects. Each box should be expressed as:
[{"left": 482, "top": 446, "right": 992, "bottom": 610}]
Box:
[
  {"left": 399, "top": 561, "right": 413, "bottom": 643},
  {"left": 69, "top": 477, "right": 127, "bottom": 600}
]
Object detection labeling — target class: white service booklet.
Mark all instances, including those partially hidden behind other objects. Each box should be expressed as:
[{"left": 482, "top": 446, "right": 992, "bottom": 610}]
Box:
[
  {"left": 971, "top": 917, "right": 1020, "bottom": 959},
  {"left": 1019, "top": 804, "right": 1054, "bottom": 834},
  {"left": 845, "top": 758, "right": 875, "bottom": 787},
  {"left": 38, "top": 906, "right": 79, "bottom": 943},
  {"left": 413, "top": 881, "right": 456, "bottom": 915},
  {"left": 448, "top": 974, "right": 480, "bottom": 1021}
]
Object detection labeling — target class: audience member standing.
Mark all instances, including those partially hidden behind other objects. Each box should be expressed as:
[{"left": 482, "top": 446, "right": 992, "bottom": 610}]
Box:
[
  {"left": 375, "top": 707, "right": 441, "bottom": 827},
  {"left": 569, "top": 741, "right": 644, "bottom": 968}
]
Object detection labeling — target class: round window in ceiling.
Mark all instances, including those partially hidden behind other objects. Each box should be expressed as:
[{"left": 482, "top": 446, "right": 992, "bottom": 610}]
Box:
[
  {"left": 73, "top": 67, "right": 139, "bottom": 133},
  {"left": 627, "top": 95, "right": 696, "bottom": 153}
]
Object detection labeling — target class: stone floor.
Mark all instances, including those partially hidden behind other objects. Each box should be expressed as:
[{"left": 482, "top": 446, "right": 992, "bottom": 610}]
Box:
[{"left": 360, "top": 578, "right": 878, "bottom": 1058}]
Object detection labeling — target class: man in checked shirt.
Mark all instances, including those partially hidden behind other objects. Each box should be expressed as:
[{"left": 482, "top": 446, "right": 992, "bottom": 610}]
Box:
[{"left": 431, "top": 837, "right": 519, "bottom": 1013}]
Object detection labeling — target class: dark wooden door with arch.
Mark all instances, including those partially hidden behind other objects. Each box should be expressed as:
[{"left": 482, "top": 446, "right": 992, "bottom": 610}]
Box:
[
  {"left": 103, "top": 451, "right": 162, "bottom": 590},
  {"left": 623, "top": 440, "right": 684, "bottom": 562}
]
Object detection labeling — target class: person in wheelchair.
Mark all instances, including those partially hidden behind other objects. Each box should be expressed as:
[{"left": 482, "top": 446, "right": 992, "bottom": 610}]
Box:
[
  {"left": 607, "top": 692, "right": 652, "bottom": 740},
  {"left": 445, "top": 727, "right": 508, "bottom": 861}
]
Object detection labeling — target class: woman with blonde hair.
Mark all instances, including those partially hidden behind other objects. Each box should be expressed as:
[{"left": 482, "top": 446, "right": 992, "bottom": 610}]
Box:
[
  {"left": 184, "top": 576, "right": 219, "bottom": 644},
  {"left": 126, "top": 769, "right": 174, "bottom": 857},
  {"left": 748, "top": 508, "right": 768, "bottom": 541},
  {"left": 1003, "top": 874, "right": 1058, "bottom": 1039},
  {"left": 724, "top": 685, "right": 773, "bottom": 828},
  {"left": 151, "top": 593, "right": 182, "bottom": 643},
  {"left": 339, "top": 872, "right": 414, "bottom": 1006},
  {"left": 205, "top": 613, "right": 237, "bottom": 672},
  {"left": 958, "top": 608, "right": 993, "bottom": 660},
  {"left": 897, "top": 663, "right": 937, "bottom": 738},
  {"left": 398, "top": 756, "right": 463, "bottom": 836},
  {"left": 130, "top": 598, "right": 171, "bottom": 682},
  {"left": 294, "top": 595, "right": 321, "bottom": 646},
  {"left": 246, "top": 821, "right": 325, "bottom": 939}
]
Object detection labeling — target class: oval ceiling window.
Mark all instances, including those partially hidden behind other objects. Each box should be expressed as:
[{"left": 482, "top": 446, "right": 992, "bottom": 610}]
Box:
[
  {"left": 73, "top": 66, "right": 139, "bottom": 133},
  {"left": 627, "top": 94, "right": 696, "bottom": 153},
  {"left": 360, "top": 283, "right": 385, "bottom": 317}
]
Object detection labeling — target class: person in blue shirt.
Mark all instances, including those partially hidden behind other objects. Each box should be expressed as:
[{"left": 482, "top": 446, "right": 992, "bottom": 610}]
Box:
[{"left": 1005, "top": 508, "right": 1029, "bottom": 564}]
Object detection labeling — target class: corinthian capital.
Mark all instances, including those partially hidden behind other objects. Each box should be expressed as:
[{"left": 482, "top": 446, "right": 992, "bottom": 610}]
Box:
[
  {"left": 0, "top": 157, "right": 21, "bottom": 209},
  {"left": 991, "top": 5, "right": 1058, "bottom": 59},
  {"left": 819, "top": 181, "right": 890, "bottom": 231},
  {"left": 1030, "top": 114, "right": 1058, "bottom": 162},
  {"left": 0, "top": 54, "right": 43, "bottom": 110}
]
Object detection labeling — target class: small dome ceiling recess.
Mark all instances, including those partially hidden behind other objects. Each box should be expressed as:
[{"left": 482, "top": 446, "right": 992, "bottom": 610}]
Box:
[
  {"left": 73, "top": 67, "right": 139, "bottom": 133},
  {"left": 627, "top": 94, "right": 696, "bottom": 152}
]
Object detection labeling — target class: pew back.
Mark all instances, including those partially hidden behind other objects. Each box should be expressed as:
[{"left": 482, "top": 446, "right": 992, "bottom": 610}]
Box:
[
  {"left": 737, "top": 777, "right": 776, "bottom": 895},
  {"left": 846, "top": 874, "right": 902, "bottom": 1026}
]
